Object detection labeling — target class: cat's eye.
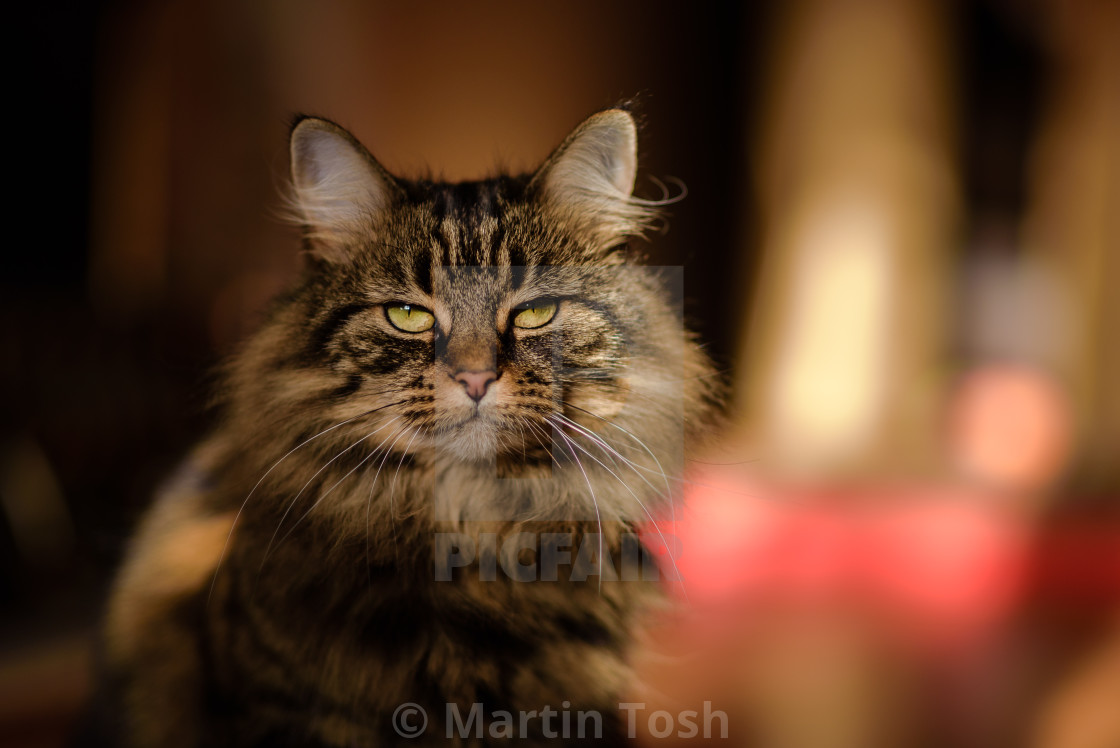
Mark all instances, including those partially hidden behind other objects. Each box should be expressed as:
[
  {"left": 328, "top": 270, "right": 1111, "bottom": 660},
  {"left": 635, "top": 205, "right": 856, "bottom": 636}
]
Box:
[
  {"left": 512, "top": 301, "right": 558, "bottom": 329},
  {"left": 385, "top": 303, "right": 435, "bottom": 333}
]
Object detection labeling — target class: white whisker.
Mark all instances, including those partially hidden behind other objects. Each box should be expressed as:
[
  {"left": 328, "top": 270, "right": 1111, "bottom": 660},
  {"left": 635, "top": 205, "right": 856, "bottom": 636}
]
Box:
[
  {"left": 209, "top": 401, "right": 402, "bottom": 602},
  {"left": 262, "top": 415, "right": 402, "bottom": 565},
  {"left": 548, "top": 416, "right": 687, "bottom": 600},
  {"left": 551, "top": 426, "right": 604, "bottom": 593},
  {"left": 563, "top": 402, "right": 674, "bottom": 504}
]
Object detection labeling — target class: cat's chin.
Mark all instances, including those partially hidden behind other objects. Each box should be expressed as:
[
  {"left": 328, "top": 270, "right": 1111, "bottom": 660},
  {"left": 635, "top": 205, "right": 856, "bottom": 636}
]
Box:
[
  {"left": 438, "top": 417, "right": 504, "bottom": 463},
  {"left": 436, "top": 414, "right": 549, "bottom": 465}
]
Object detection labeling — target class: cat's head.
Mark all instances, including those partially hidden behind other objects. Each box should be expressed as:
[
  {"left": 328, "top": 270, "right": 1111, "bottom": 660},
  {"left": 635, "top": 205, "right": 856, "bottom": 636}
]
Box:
[{"left": 225, "top": 110, "right": 714, "bottom": 520}]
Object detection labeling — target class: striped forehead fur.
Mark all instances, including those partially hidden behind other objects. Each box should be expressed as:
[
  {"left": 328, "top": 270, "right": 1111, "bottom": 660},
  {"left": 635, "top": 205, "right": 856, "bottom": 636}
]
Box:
[{"left": 288, "top": 111, "right": 685, "bottom": 266}]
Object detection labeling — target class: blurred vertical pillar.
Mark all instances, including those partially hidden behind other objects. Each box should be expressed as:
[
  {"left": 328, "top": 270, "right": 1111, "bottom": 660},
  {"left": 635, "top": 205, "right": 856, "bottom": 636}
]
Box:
[
  {"left": 1022, "top": 0, "right": 1120, "bottom": 489},
  {"left": 89, "top": 3, "right": 176, "bottom": 322},
  {"left": 739, "top": 0, "right": 956, "bottom": 478}
]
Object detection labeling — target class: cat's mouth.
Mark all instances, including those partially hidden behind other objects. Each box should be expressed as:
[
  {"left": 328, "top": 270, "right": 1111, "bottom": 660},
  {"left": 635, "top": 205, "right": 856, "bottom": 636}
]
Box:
[
  {"left": 431, "top": 407, "right": 554, "bottom": 463},
  {"left": 448, "top": 404, "right": 486, "bottom": 426},
  {"left": 433, "top": 403, "right": 497, "bottom": 430}
]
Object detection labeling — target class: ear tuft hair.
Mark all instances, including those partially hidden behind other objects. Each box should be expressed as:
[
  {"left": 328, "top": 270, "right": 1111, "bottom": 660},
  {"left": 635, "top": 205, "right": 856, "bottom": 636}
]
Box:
[{"left": 531, "top": 109, "right": 681, "bottom": 249}]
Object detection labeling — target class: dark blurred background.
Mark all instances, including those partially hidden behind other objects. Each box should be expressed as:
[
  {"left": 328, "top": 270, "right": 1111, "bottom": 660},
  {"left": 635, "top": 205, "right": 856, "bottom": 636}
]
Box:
[{"left": 2, "top": 1, "right": 1117, "bottom": 746}]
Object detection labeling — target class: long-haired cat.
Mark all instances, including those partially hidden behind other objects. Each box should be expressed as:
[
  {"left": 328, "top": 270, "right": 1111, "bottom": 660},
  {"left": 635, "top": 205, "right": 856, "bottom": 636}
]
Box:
[{"left": 100, "top": 108, "right": 719, "bottom": 746}]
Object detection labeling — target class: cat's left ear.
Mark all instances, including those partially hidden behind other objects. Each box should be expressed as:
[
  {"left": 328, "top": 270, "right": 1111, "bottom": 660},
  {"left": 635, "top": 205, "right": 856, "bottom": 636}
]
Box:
[
  {"left": 530, "top": 109, "right": 657, "bottom": 253},
  {"left": 289, "top": 117, "right": 401, "bottom": 263}
]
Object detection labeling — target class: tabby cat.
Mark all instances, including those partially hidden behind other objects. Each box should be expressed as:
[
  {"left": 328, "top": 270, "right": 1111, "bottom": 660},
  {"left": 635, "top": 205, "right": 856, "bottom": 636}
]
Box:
[{"left": 101, "top": 108, "right": 718, "bottom": 746}]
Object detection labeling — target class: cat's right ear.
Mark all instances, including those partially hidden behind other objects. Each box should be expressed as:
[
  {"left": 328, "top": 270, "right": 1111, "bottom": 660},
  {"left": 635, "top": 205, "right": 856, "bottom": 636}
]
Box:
[{"left": 289, "top": 117, "right": 401, "bottom": 263}]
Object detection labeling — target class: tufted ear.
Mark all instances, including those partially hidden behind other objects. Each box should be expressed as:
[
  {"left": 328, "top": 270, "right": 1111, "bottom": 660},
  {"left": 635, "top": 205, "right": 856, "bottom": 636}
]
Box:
[
  {"left": 289, "top": 117, "right": 401, "bottom": 263},
  {"left": 531, "top": 109, "right": 658, "bottom": 249}
]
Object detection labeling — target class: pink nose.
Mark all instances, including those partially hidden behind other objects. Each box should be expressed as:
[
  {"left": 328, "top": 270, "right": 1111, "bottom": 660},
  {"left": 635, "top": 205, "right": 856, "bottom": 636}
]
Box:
[{"left": 454, "top": 370, "right": 498, "bottom": 402}]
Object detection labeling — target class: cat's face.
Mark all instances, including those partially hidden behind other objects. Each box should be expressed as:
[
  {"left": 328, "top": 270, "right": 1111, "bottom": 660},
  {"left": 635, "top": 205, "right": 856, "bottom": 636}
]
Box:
[
  {"left": 224, "top": 111, "right": 710, "bottom": 523},
  {"left": 278, "top": 111, "right": 679, "bottom": 469}
]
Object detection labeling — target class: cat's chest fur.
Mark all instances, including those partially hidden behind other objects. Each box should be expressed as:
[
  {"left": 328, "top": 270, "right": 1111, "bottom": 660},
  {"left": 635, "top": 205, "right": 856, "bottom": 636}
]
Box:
[{"left": 206, "top": 467, "right": 649, "bottom": 745}]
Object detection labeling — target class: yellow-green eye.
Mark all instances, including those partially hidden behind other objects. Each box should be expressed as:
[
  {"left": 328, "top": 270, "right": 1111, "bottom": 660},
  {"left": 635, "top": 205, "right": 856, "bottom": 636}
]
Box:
[
  {"left": 386, "top": 303, "right": 435, "bottom": 333},
  {"left": 512, "top": 301, "right": 558, "bottom": 329}
]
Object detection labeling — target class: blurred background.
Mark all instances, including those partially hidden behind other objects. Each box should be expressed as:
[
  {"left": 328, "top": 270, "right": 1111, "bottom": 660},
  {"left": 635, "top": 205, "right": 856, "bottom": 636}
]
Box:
[{"left": 2, "top": 0, "right": 1117, "bottom": 745}]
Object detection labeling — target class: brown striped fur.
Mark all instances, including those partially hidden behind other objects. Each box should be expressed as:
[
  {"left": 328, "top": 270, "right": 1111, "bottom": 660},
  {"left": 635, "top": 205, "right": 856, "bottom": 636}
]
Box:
[{"left": 102, "top": 109, "right": 720, "bottom": 746}]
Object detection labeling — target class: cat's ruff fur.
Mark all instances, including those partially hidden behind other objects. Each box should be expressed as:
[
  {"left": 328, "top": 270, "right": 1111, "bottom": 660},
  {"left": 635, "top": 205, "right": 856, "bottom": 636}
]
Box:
[{"left": 102, "top": 109, "right": 718, "bottom": 747}]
